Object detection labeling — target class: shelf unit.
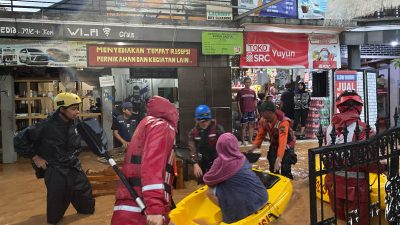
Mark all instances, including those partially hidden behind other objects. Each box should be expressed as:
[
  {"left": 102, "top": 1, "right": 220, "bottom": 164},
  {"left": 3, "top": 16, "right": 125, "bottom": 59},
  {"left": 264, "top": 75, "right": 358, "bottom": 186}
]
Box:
[
  {"left": 305, "top": 97, "right": 330, "bottom": 139},
  {"left": 14, "top": 79, "right": 101, "bottom": 131}
]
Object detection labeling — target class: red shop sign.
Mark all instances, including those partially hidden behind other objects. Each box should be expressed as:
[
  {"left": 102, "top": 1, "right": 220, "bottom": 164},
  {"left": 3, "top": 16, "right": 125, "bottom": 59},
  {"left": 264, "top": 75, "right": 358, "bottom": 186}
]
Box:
[
  {"left": 240, "top": 32, "right": 309, "bottom": 68},
  {"left": 87, "top": 45, "right": 198, "bottom": 67},
  {"left": 334, "top": 70, "right": 358, "bottom": 113}
]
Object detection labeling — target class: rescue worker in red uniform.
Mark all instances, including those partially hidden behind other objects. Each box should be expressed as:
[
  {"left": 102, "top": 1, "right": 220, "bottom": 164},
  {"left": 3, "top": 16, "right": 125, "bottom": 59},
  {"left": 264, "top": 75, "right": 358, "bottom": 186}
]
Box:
[
  {"left": 111, "top": 96, "right": 178, "bottom": 225},
  {"left": 188, "top": 105, "right": 225, "bottom": 184},
  {"left": 324, "top": 90, "right": 384, "bottom": 225},
  {"left": 248, "top": 101, "right": 297, "bottom": 179}
]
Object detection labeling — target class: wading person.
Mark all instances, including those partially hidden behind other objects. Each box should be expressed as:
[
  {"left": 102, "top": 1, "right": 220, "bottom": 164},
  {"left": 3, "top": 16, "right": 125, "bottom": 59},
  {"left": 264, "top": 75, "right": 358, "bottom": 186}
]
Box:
[
  {"left": 188, "top": 105, "right": 225, "bottom": 184},
  {"left": 112, "top": 102, "right": 143, "bottom": 149},
  {"left": 324, "top": 90, "right": 384, "bottom": 225},
  {"left": 248, "top": 101, "right": 297, "bottom": 179},
  {"left": 111, "top": 96, "right": 178, "bottom": 225},
  {"left": 14, "top": 92, "right": 95, "bottom": 224},
  {"left": 236, "top": 77, "right": 258, "bottom": 145},
  {"left": 280, "top": 83, "right": 295, "bottom": 120}
]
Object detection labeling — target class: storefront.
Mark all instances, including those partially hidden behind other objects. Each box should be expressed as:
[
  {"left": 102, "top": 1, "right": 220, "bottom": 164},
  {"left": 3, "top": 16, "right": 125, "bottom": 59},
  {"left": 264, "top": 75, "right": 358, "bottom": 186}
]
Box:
[
  {"left": 339, "top": 29, "right": 400, "bottom": 128},
  {"left": 86, "top": 43, "right": 233, "bottom": 147},
  {"left": 0, "top": 22, "right": 237, "bottom": 163},
  {"left": 235, "top": 28, "right": 341, "bottom": 139}
]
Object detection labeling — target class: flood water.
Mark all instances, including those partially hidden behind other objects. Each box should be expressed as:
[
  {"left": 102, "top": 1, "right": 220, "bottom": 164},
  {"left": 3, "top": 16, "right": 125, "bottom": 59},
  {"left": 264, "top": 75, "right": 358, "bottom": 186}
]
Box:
[{"left": 0, "top": 140, "right": 388, "bottom": 225}]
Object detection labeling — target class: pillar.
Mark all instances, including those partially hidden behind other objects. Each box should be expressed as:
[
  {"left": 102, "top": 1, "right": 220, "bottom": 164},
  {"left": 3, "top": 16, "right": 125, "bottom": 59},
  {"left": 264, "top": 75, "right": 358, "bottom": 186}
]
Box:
[
  {"left": 348, "top": 45, "right": 361, "bottom": 70},
  {"left": 101, "top": 79, "right": 114, "bottom": 151},
  {"left": 1, "top": 74, "right": 17, "bottom": 163}
]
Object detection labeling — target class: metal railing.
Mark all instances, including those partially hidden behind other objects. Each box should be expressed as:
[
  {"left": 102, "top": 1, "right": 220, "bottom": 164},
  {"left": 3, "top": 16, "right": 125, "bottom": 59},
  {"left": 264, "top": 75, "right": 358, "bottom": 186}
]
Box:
[
  {"left": 0, "top": 0, "right": 234, "bottom": 24},
  {"left": 309, "top": 109, "right": 400, "bottom": 225}
]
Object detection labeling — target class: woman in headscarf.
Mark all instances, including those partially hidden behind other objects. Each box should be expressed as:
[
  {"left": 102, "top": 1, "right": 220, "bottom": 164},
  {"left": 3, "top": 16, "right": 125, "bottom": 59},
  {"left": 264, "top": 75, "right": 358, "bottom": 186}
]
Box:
[{"left": 203, "top": 133, "right": 268, "bottom": 223}]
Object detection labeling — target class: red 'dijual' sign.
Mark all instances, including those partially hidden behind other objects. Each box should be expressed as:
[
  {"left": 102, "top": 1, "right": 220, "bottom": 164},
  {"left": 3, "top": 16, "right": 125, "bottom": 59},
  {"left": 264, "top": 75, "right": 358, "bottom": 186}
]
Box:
[
  {"left": 240, "top": 32, "right": 309, "bottom": 68},
  {"left": 87, "top": 44, "right": 198, "bottom": 67}
]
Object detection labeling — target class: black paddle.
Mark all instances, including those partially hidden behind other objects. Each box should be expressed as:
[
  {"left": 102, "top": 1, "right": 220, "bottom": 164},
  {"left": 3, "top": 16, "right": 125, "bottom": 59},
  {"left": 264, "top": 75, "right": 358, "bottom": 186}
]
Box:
[
  {"left": 243, "top": 152, "right": 262, "bottom": 163},
  {"left": 77, "top": 118, "right": 146, "bottom": 212}
]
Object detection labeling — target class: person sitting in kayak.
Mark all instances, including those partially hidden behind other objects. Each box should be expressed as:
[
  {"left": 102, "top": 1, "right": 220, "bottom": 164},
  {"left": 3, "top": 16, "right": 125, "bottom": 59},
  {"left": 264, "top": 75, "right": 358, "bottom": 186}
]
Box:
[
  {"left": 324, "top": 90, "right": 385, "bottom": 225},
  {"left": 203, "top": 133, "right": 268, "bottom": 223},
  {"left": 188, "top": 105, "right": 225, "bottom": 184}
]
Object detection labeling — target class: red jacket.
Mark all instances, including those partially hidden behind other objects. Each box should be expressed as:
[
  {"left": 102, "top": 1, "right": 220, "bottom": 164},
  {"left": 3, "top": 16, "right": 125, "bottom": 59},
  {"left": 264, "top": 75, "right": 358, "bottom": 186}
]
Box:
[
  {"left": 112, "top": 96, "right": 178, "bottom": 225},
  {"left": 324, "top": 111, "right": 383, "bottom": 225}
]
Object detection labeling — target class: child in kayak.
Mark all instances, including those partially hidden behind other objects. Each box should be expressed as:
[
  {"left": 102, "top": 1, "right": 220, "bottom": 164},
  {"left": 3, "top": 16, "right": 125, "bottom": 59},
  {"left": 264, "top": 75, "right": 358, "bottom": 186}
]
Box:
[{"left": 203, "top": 133, "right": 268, "bottom": 223}]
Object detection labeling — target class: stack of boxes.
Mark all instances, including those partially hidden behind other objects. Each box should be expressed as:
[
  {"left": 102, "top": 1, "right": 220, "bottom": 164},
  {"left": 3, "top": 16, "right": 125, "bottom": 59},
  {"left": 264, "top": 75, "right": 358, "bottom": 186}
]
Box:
[{"left": 305, "top": 97, "right": 330, "bottom": 139}]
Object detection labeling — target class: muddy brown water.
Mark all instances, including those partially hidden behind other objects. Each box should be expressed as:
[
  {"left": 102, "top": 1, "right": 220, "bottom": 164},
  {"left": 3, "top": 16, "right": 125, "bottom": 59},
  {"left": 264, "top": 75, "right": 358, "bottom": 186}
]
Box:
[{"left": 0, "top": 141, "right": 388, "bottom": 225}]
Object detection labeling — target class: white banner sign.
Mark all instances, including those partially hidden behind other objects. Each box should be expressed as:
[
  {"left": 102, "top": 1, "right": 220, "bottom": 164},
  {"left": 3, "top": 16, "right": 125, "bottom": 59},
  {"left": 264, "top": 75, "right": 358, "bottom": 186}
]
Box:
[
  {"left": 99, "top": 76, "right": 115, "bottom": 87},
  {"left": 206, "top": 5, "right": 232, "bottom": 20}
]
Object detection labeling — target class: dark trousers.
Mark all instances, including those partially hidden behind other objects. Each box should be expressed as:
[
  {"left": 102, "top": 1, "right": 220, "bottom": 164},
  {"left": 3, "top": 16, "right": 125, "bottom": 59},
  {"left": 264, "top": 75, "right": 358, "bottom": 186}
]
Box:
[
  {"left": 267, "top": 146, "right": 293, "bottom": 179},
  {"left": 293, "top": 109, "right": 309, "bottom": 129},
  {"left": 44, "top": 167, "right": 95, "bottom": 224}
]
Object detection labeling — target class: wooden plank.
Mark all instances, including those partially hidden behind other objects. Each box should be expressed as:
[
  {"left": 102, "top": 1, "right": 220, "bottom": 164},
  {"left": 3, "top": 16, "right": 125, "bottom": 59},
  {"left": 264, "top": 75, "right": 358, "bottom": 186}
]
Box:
[
  {"left": 80, "top": 113, "right": 102, "bottom": 117},
  {"left": 87, "top": 175, "right": 119, "bottom": 182},
  {"left": 176, "top": 158, "right": 184, "bottom": 189},
  {"left": 16, "top": 97, "right": 51, "bottom": 100},
  {"left": 15, "top": 79, "right": 56, "bottom": 83}
]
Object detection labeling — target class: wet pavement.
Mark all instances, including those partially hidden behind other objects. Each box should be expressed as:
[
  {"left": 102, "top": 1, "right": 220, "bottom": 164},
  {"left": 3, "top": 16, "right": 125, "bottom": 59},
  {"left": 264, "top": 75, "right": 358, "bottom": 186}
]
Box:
[{"left": 0, "top": 140, "right": 386, "bottom": 225}]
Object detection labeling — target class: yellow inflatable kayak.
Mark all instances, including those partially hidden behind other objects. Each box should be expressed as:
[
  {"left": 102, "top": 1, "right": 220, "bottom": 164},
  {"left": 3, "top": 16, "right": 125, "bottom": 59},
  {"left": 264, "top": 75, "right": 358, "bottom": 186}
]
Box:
[
  {"left": 315, "top": 156, "right": 387, "bottom": 209},
  {"left": 169, "top": 169, "right": 292, "bottom": 225}
]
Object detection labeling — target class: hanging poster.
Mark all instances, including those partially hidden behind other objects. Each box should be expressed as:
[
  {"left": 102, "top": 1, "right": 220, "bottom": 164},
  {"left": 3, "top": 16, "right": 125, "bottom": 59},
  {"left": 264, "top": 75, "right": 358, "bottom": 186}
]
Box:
[
  {"left": 309, "top": 34, "right": 341, "bottom": 69},
  {"left": 334, "top": 70, "right": 357, "bottom": 113},
  {"left": 0, "top": 40, "right": 92, "bottom": 67},
  {"left": 238, "top": 0, "right": 297, "bottom": 18},
  {"left": 334, "top": 70, "right": 357, "bottom": 98},
  {"left": 240, "top": 32, "right": 309, "bottom": 68},
  {"left": 298, "top": 0, "right": 328, "bottom": 19}
]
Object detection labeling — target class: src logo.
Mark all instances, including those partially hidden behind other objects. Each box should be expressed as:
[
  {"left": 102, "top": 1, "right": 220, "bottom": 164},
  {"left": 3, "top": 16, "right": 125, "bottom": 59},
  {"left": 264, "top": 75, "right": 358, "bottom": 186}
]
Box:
[
  {"left": 245, "top": 44, "right": 271, "bottom": 63},
  {"left": 246, "top": 52, "right": 254, "bottom": 62},
  {"left": 246, "top": 52, "right": 271, "bottom": 63}
]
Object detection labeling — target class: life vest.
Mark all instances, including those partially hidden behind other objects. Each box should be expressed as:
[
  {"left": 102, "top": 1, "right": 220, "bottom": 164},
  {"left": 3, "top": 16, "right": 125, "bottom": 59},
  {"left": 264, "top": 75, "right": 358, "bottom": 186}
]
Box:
[
  {"left": 264, "top": 117, "right": 296, "bottom": 149},
  {"left": 116, "top": 114, "right": 139, "bottom": 138},
  {"left": 325, "top": 121, "right": 358, "bottom": 145},
  {"left": 114, "top": 116, "right": 176, "bottom": 213},
  {"left": 192, "top": 120, "right": 218, "bottom": 149},
  {"left": 127, "top": 150, "right": 176, "bottom": 203}
]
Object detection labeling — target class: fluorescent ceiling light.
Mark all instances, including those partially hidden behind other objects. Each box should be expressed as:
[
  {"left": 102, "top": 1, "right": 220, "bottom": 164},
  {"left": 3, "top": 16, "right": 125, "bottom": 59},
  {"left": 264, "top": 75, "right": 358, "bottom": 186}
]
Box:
[
  {"left": 349, "top": 25, "right": 400, "bottom": 32},
  {"left": 243, "top": 24, "right": 344, "bottom": 34},
  {"left": 391, "top": 41, "right": 399, "bottom": 47}
]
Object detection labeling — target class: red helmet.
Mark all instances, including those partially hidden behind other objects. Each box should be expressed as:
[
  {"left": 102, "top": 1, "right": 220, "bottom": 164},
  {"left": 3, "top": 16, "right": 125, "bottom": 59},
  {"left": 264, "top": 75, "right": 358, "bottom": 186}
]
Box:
[{"left": 335, "top": 91, "right": 363, "bottom": 108}]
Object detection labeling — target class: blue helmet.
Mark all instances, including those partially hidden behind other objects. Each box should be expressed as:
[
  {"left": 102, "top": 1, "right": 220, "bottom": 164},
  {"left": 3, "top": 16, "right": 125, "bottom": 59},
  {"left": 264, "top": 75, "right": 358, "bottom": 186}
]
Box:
[{"left": 195, "top": 105, "right": 211, "bottom": 120}]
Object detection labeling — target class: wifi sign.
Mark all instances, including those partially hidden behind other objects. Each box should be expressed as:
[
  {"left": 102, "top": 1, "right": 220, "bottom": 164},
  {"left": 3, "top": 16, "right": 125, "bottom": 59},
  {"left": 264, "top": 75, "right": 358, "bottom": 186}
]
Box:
[{"left": 103, "top": 27, "right": 111, "bottom": 37}]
